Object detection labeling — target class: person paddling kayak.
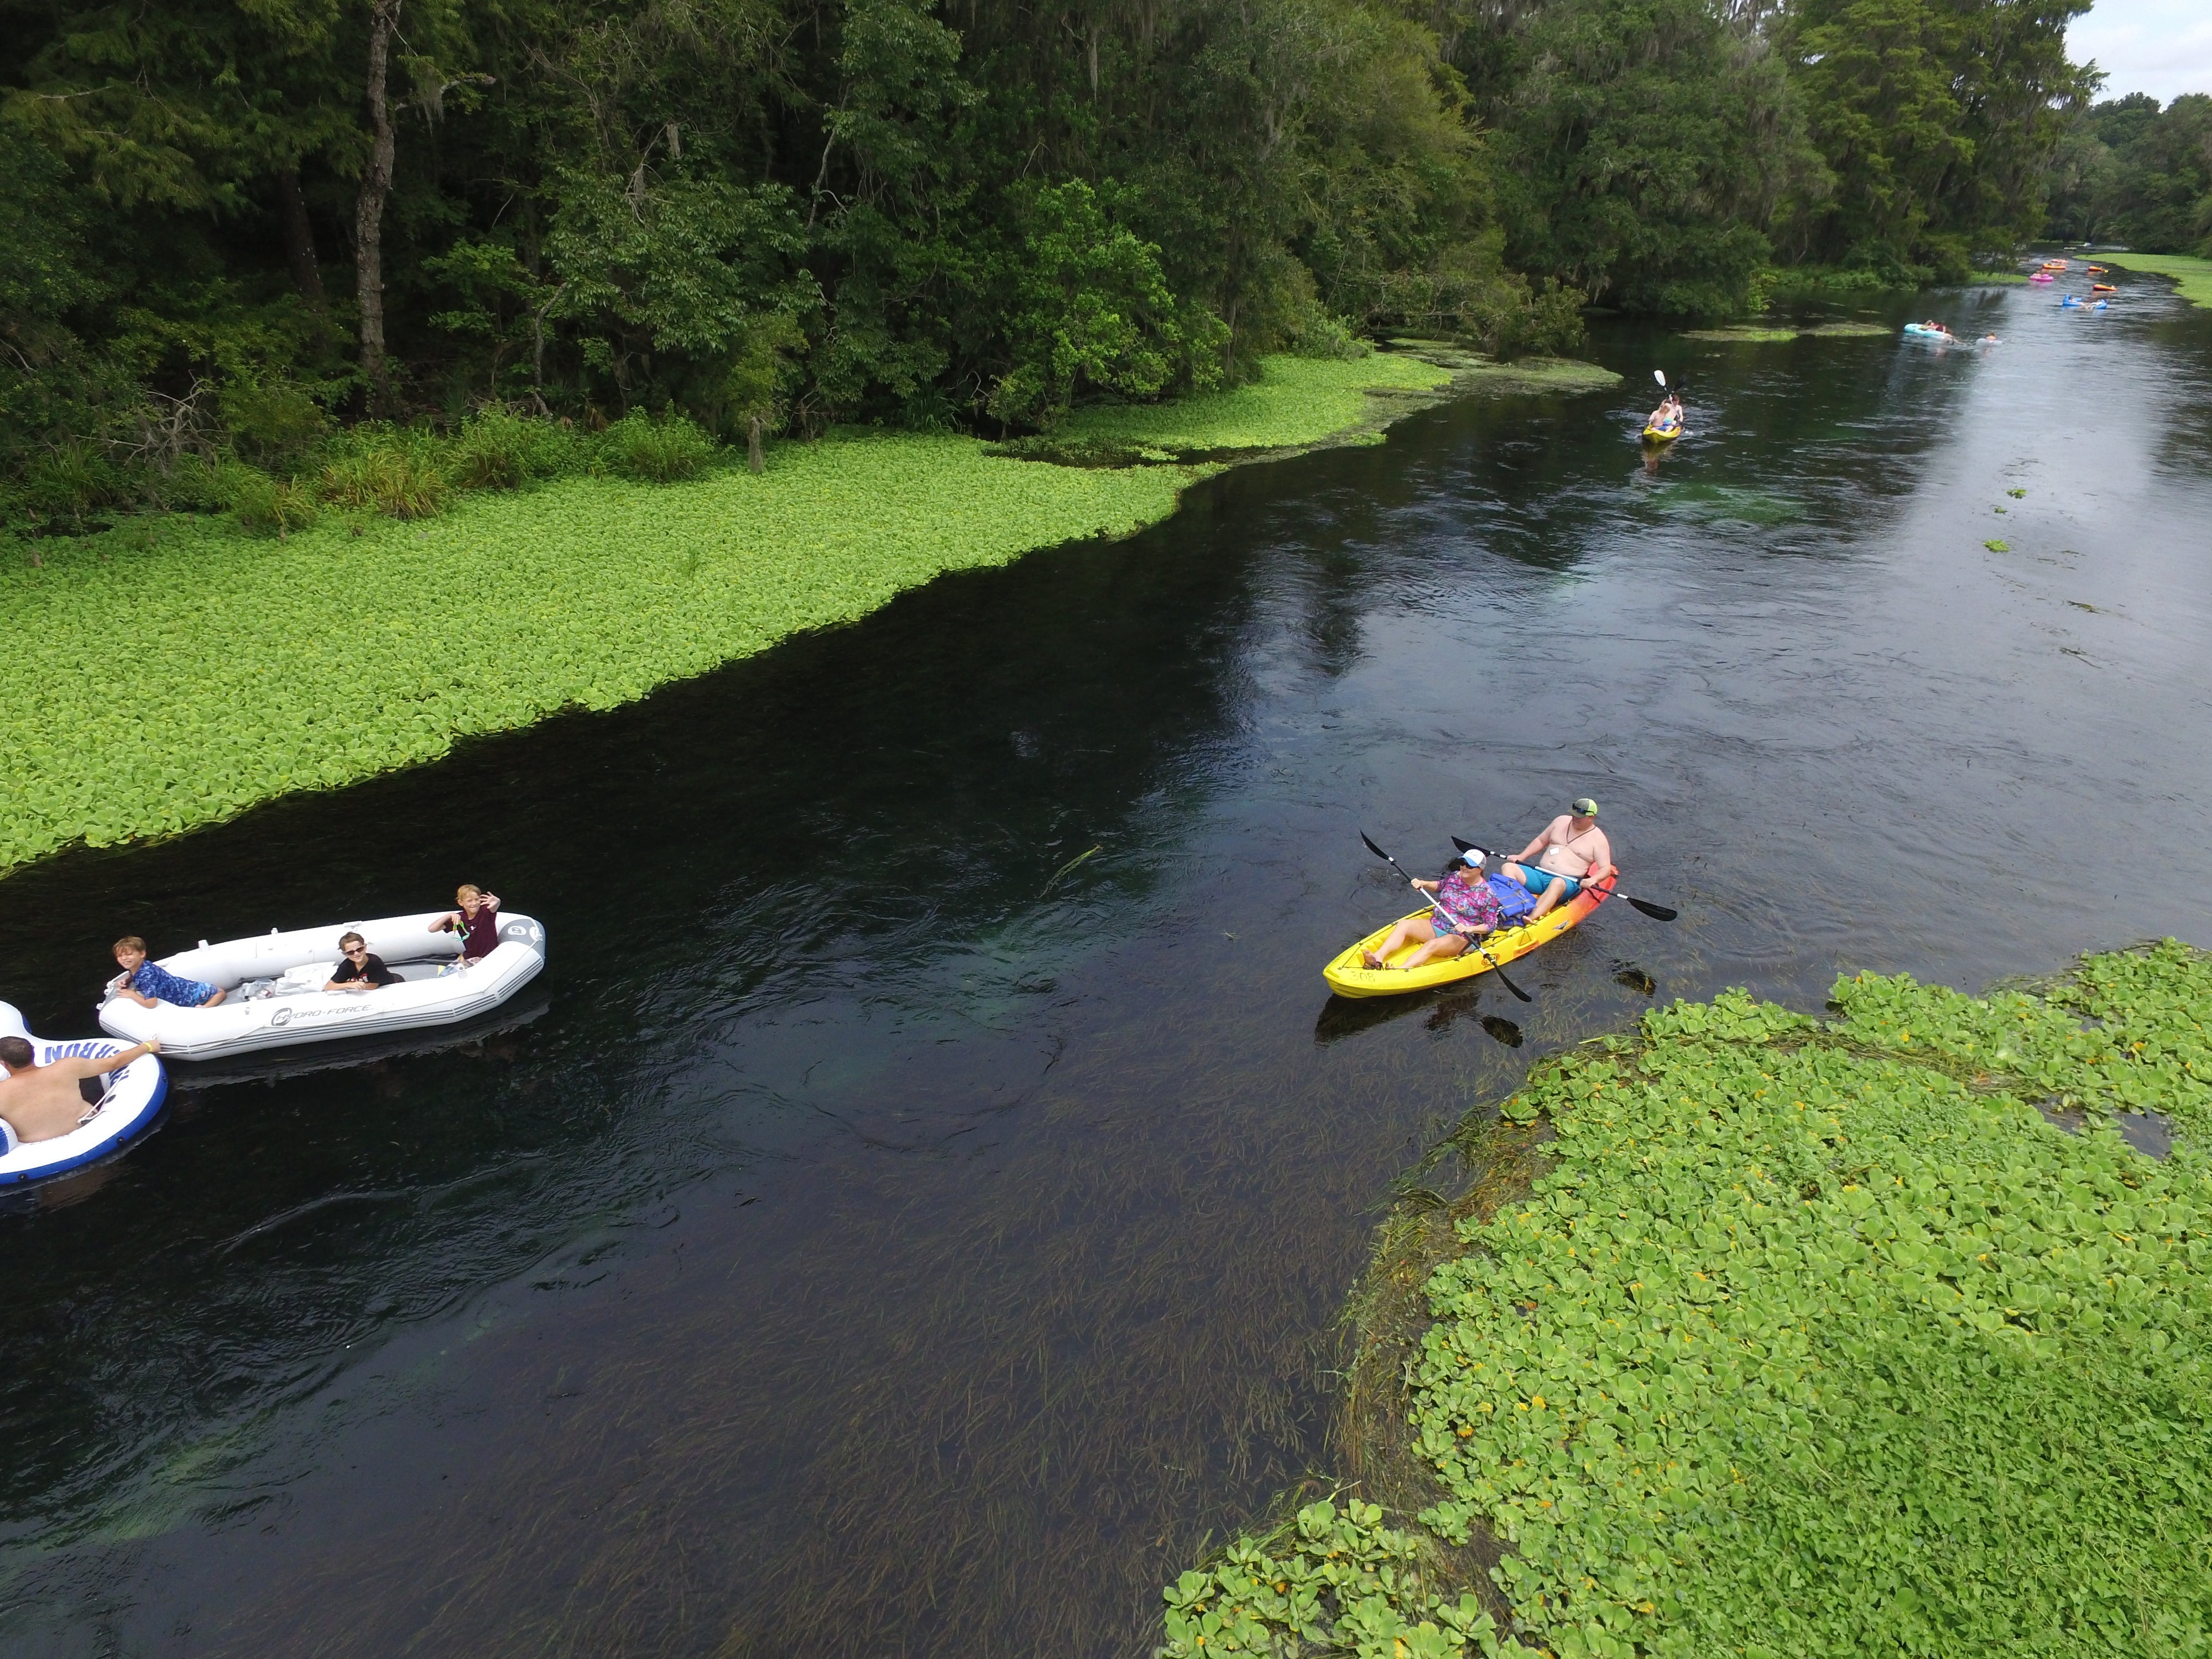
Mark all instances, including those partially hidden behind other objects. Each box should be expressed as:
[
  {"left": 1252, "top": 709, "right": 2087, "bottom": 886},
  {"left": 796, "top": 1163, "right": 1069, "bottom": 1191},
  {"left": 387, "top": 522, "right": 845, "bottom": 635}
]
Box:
[
  {"left": 1647, "top": 392, "right": 1683, "bottom": 434},
  {"left": 1360, "top": 849, "right": 1501, "bottom": 972},
  {"left": 1503, "top": 798, "right": 1612, "bottom": 921}
]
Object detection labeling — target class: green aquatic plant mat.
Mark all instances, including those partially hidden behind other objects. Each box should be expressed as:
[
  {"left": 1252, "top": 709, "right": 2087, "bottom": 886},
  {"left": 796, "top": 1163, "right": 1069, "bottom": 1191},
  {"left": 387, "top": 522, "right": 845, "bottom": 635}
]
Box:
[
  {"left": 2088, "top": 253, "right": 2212, "bottom": 309},
  {"left": 1163, "top": 941, "right": 2212, "bottom": 1659},
  {"left": 1057, "top": 354, "right": 1453, "bottom": 453},
  {"left": 1679, "top": 326, "right": 1800, "bottom": 343},
  {"left": 1681, "top": 322, "right": 1891, "bottom": 343},
  {"left": 0, "top": 435, "right": 1204, "bottom": 874}
]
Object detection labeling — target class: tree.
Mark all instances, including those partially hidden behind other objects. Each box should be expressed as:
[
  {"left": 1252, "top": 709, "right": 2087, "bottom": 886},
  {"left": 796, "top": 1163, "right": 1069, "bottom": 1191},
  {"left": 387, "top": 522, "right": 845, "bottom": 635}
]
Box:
[{"left": 985, "top": 180, "right": 1225, "bottom": 431}]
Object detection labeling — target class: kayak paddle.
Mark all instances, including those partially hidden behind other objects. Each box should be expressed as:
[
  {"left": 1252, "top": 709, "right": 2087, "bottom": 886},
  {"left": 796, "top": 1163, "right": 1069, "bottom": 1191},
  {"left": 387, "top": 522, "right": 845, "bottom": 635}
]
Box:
[
  {"left": 1359, "top": 832, "right": 1533, "bottom": 1003},
  {"left": 1453, "top": 837, "right": 1678, "bottom": 921}
]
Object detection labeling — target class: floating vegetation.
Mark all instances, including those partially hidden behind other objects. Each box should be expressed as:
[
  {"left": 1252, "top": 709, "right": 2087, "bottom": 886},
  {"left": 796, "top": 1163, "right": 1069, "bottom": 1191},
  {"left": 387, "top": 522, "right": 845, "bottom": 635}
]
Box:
[
  {"left": 2089, "top": 252, "right": 2212, "bottom": 309},
  {"left": 0, "top": 353, "right": 1548, "bottom": 878},
  {"left": 1165, "top": 941, "right": 2212, "bottom": 1659},
  {"left": 1658, "top": 483, "right": 1802, "bottom": 527},
  {"left": 1679, "top": 326, "right": 1799, "bottom": 343},
  {"left": 1986, "top": 538, "right": 2011, "bottom": 551},
  {"left": 1678, "top": 321, "right": 1890, "bottom": 343},
  {"left": 1055, "top": 354, "right": 1454, "bottom": 455}
]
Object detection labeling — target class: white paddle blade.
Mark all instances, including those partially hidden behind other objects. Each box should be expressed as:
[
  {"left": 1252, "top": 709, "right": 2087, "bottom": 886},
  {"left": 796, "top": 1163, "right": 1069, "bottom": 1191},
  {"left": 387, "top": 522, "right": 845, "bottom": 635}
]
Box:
[{"left": 1653, "top": 369, "right": 1667, "bottom": 387}]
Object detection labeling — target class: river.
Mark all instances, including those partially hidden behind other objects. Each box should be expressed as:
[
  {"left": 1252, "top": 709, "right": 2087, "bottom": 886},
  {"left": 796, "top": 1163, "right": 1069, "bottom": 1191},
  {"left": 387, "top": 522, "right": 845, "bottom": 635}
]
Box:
[{"left": 3, "top": 279, "right": 2210, "bottom": 1656}]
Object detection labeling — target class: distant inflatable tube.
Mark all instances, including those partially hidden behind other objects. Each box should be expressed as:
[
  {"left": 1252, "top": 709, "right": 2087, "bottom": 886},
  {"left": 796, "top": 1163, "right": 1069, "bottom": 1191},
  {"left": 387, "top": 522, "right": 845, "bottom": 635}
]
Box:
[
  {"left": 2029, "top": 272, "right": 2054, "bottom": 283},
  {"left": 0, "top": 1002, "right": 169, "bottom": 1186},
  {"left": 2091, "top": 283, "right": 2116, "bottom": 293},
  {"left": 2060, "top": 295, "right": 2083, "bottom": 307},
  {"left": 1901, "top": 324, "right": 1957, "bottom": 341}
]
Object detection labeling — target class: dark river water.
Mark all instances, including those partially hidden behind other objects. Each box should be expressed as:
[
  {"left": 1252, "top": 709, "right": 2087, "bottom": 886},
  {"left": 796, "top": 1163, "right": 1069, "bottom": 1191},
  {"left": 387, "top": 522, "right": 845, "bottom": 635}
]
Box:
[{"left": 4, "top": 278, "right": 2211, "bottom": 1657}]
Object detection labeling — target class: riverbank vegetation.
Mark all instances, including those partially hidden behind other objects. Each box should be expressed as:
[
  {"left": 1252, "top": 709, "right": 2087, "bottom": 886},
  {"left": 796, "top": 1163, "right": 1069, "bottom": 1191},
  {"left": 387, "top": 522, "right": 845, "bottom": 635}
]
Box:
[
  {"left": 0, "top": 351, "right": 1488, "bottom": 876},
  {"left": 2090, "top": 254, "right": 2212, "bottom": 309},
  {"left": 3, "top": 0, "right": 2102, "bottom": 535},
  {"left": 1163, "top": 941, "right": 2212, "bottom": 1659},
  {"left": 2048, "top": 95, "right": 2212, "bottom": 256}
]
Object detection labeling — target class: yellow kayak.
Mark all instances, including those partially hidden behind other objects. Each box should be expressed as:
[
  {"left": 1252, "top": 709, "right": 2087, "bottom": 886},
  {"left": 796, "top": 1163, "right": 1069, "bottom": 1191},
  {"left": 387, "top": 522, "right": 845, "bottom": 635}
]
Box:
[
  {"left": 1642, "top": 423, "right": 1685, "bottom": 444},
  {"left": 1323, "top": 870, "right": 1616, "bottom": 999}
]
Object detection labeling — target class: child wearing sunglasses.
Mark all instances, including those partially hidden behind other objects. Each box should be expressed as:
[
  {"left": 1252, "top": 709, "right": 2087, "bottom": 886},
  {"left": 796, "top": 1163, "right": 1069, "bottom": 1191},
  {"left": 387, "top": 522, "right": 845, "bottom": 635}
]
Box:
[{"left": 324, "top": 932, "right": 403, "bottom": 992}]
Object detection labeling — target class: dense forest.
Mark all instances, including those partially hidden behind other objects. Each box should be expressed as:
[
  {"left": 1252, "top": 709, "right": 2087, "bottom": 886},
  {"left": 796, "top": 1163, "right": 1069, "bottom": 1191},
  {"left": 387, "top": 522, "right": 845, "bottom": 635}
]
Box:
[
  {"left": 2047, "top": 92, "right": 2212, "bottom": 249},
  {"left": 0, "top": 0, "right": 2154, "bottom": 527}
]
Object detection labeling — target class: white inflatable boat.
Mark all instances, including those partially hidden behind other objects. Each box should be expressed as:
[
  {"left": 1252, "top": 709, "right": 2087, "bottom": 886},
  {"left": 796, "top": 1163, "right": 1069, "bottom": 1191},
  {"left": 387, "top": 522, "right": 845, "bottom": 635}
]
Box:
[
  {"left": 0, "top": 1001, "right": 170, "bottom": 1187},
  {"left": 97, "top": 910, "right": 547, "bottom": 1062}
]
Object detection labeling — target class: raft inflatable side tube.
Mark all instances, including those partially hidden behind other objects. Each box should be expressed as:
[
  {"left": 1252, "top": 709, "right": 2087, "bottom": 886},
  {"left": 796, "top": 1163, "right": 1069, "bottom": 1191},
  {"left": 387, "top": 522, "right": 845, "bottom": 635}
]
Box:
[
  {"left": 97, "top": 911, "right": 548, "bottom": 1062},
  {"left": 0, "top": 1002, "right": 169, "bottom": 1187}
]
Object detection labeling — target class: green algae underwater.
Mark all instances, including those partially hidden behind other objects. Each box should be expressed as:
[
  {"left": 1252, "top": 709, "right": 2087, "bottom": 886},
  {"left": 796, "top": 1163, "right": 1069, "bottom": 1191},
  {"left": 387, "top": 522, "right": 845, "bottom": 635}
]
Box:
[{"left": 1163, "top": 941, "right": 2212, "bottom": 1659}]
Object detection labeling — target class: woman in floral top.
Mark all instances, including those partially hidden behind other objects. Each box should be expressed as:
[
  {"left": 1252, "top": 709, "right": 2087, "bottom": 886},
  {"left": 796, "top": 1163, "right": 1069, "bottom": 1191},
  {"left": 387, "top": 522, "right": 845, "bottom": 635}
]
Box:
[{"left": 1359, "top": 851, "right": 1503, "bottom": 972}]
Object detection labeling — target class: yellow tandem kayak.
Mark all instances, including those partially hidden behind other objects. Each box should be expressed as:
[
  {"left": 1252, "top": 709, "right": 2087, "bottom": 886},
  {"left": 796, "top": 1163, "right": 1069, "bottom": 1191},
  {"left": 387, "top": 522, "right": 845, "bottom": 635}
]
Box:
[{"left": 1322, "top": 869, "right": 1618, "bottom": 999}]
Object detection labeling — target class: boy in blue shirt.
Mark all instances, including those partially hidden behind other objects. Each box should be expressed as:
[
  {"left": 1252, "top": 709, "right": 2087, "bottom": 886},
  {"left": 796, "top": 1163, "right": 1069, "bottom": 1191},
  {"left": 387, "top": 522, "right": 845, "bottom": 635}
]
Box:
[{"left": 109, "top": 935, "right": 228, "bottom": 1008}]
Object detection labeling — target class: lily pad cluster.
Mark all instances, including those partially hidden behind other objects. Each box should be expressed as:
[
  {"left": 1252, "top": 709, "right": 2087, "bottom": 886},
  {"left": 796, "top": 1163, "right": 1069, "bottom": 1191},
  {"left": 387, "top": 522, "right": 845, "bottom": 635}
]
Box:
[{"left": 1163, "top": 942, "right": 2212, "bottom": 1659}]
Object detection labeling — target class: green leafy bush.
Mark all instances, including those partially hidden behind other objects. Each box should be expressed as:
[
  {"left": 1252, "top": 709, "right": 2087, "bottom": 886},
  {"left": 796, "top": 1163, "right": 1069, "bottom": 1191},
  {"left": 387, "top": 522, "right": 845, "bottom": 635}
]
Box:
[
  {"left": 229, "top": 470, "right": 318, "bottom": 539},
  {"left": 597, "top": 410, "right": 717, "bottom": 483},
  {"left": 220, "top": 382, "right": 331, "bottom": 471},
  {"left": 18, "top": 437, "right": 124, "bottom": 526},
  {"left": 450, "top": 407, "right": 581, "bottom": 491},
  {"left": 1166, "top": 943, "right": 2212, "bottom": 1659},
  {"left": 317, "top": 435, "right": 450, "bottom": 519}
]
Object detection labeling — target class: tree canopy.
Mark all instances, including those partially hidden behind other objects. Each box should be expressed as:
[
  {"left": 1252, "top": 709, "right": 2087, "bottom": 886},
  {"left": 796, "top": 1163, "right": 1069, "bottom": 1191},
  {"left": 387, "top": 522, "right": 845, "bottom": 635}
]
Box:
[{"left": 0, "top": 0, "right": 2114, "bottom": 524}]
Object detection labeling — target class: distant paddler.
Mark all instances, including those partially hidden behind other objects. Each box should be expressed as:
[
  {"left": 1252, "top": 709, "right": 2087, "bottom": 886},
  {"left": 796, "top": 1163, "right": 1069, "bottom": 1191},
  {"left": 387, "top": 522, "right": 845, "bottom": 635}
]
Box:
[{"left": 1643, "top": 369, "right": 1684, "bottom": 441}]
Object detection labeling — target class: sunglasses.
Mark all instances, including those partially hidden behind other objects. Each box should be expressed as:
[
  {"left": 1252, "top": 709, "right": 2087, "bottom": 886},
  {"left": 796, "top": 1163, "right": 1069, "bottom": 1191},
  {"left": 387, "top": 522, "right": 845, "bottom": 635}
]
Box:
[{"left": 343, "top": 946, "right": 368, "bottom": 957}]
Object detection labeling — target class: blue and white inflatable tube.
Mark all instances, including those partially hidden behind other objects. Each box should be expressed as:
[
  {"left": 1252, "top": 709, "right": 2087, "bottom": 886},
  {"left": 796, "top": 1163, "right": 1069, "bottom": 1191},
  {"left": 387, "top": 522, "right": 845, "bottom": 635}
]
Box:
[{"left": 0, "top": 1001, "right": 169, "bottom": 1186}]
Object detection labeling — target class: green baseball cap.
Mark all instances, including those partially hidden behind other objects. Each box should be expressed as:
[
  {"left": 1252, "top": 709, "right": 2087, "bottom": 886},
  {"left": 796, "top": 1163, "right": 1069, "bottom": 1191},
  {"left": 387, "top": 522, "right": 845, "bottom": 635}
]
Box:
[{"left": 1571, "top": 797, "right": 1599, "bottom": 817}]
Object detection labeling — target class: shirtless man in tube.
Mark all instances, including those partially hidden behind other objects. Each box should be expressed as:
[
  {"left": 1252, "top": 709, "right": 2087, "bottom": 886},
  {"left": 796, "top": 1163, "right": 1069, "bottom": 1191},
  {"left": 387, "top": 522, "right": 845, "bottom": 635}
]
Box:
[
  {"left": 0, "top": 1034, "right": 161, "bottom": 1145},
  {"left": 1503, "top": 798, "right": 1613, "bottom": 921}
]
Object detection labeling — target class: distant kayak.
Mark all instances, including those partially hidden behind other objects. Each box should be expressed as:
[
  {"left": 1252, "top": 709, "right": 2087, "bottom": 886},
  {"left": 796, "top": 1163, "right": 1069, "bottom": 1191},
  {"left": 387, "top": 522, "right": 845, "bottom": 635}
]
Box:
[
  {"left": 2092, "top": 283, "right": 2116, "bottom": 293},
  {"left": 1323, "top": 870, "right": 1616, "bottom": 999},
  {"left": 1641, "top": 422, "right": 1685, "bottom": 444}
]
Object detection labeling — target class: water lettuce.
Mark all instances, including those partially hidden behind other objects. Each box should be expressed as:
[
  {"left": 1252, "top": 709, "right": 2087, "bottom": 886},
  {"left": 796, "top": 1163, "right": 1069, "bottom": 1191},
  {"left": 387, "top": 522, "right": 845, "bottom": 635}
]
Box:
[
  {"left": 0, "top": 354, "right": 1477, "bottom": 876},
  {"left": 1165, "top": 942, "right": 2212, "bottom": 1659}
]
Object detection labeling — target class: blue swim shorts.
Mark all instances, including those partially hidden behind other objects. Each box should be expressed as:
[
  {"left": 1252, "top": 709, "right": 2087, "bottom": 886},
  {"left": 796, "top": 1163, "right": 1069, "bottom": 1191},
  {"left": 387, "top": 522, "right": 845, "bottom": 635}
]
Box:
[{"left": 1506, "top": 863, "right": 1583, "bottom": 902}]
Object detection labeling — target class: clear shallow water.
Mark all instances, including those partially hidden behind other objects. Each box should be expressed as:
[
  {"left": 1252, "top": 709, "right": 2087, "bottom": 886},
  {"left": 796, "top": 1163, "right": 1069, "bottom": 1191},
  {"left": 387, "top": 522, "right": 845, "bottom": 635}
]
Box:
[{"left": 3, "top": 278, "right": 2210, "bottom": 1656}]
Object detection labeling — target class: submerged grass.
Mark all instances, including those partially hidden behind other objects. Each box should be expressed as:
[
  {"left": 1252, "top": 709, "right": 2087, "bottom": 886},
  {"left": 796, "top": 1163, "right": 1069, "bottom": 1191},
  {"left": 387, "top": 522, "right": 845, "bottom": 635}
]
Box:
[
  {"left": 1680, "top": 322, "right": 1893, "bottom": 343},
  {"left": 2089, "top": 253, "right": 2212, "bottom": 309},
  {"left": 0, "top": 352, "right": 1605, "bottom": 877},
  {"left": 1164, "top": 940, "right": 2212, "bottom": 1659}
]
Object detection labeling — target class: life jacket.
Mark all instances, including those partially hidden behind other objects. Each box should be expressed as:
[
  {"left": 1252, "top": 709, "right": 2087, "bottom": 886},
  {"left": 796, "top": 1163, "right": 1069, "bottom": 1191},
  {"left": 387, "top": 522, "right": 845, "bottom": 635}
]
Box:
[{"left": 1485, "top": 874, "right": 1538, "bottom": 925}]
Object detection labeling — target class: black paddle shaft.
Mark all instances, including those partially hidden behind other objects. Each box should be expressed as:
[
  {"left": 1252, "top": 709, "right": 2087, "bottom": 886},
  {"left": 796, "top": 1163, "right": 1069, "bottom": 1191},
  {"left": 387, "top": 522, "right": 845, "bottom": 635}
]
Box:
[
  {"left": 1358, "top": 833, "right": 1533, "bottom": 1003},
  {"left": 1454, "top": 837, "right": 1677, "bottom": 922}
]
